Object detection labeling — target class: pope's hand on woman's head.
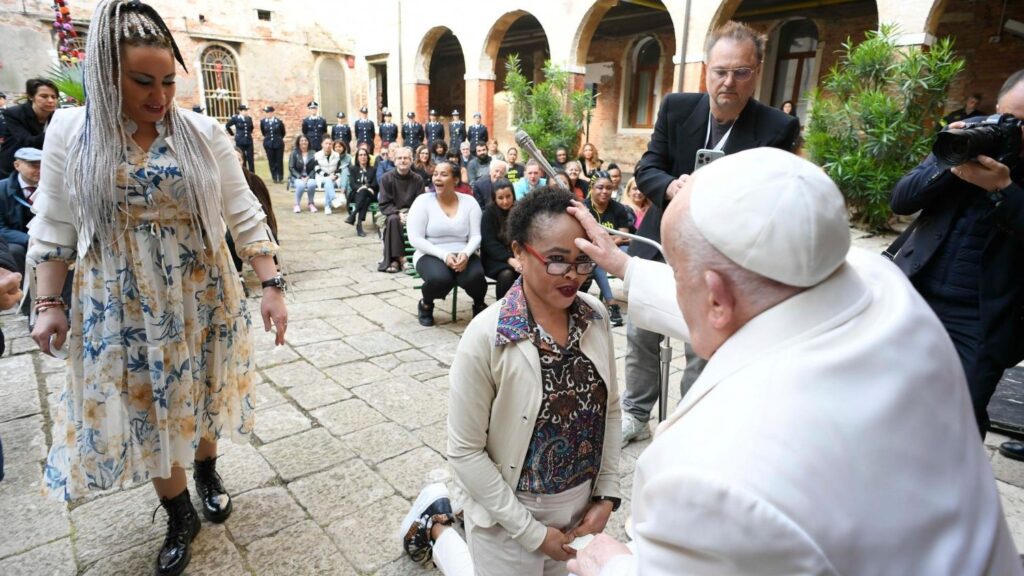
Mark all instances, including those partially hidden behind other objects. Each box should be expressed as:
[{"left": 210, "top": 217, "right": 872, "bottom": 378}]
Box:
[{"left": 567, "top": 201, "right": 629, "bottom": 278}]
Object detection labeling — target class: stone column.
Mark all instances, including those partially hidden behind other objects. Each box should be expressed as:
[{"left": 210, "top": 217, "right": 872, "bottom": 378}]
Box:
[{"left": 465, "top": 75, "right": 496, "bottom": 122}]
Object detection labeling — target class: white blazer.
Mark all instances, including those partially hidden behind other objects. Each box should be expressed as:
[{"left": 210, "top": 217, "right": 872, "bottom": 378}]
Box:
[
  {"left": 603, "top": 248, "right": 1022, "bottom": 575},
  {"left": 28, "top": 106, "right": 270, "bottom": 260}
]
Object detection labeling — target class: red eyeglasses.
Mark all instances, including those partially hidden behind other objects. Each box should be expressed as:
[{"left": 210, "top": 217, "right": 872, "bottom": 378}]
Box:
[{"left": 522, "top": 243, "right": 597, "bottom": 276}]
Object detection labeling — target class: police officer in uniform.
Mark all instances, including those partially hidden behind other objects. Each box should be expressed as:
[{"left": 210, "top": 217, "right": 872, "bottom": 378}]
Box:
[
  {"left": 425, "top": 108, "right": 445, "bottom": 149},
  {"left": 379, "top": 108, "right": 399, "bottom": 147},
  {"left": 467, "top": 111, "right": 489, "bottom": 152},
  {"left": 302, "top": 101, "right": 328, "bottom": 151},
  {"left": 226, "top": 103, "right": 255, "bottom": 172},
  {"left": 331, "top": 111, "right": 352, "bottom": 152},
  {"left": 449, "top": 109, "right": 466, "bottom": 151},
  {"left": 260, "top": 105, "right": 286, "bottom": 183},
  {"left": 402, "top": 111, "right": 424, "bottom": 148},
  {"left": 354, "top": 106, "right": 376, "bottom": 154}
]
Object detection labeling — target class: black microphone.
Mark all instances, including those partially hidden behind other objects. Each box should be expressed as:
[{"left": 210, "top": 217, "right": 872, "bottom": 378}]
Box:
[{"left": 514, "top": 130, "right": 569, "bottom": 192}]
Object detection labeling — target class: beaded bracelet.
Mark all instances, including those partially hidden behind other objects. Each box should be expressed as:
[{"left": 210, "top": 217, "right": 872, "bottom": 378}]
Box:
[{"left": 33, "top": 296, "right": 67, "bottom": 315}]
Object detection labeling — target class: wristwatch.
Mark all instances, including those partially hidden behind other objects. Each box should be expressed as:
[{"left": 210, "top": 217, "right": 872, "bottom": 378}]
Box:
[
  {"left": 261, "top": 274, "right": 287, "bottom": 291},
  {"left": 592, "top": 495, "right": 622, "bottom": 511}
]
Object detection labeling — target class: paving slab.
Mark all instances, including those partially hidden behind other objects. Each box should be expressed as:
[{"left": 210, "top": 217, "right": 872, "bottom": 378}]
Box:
[
  {"left": 288, "top": 460, "right": 394, "bottom": 526},
  {"left": 227, "top": 486, "right": 309, "bottom": 545},
  {"left": 0, "top": 538, "right": 76, "bottom": 576},
  {"left": 311, "top": 398, "right": 387, "bottom": 437},
  {"left": 259, "top": 427, "right": 356, "bottom": 482},
  {"left": 342, "top": 422, "right": 424, "bottom": 464},
  {"left": 243, "top": 520, "right": 357, "bottom": 576},
  {"left": 327, "top": 495, "right": 409, "bottom": 572}
]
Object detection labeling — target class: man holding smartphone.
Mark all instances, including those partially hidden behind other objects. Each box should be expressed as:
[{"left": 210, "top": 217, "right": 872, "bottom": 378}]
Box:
[{"left": 623, "top": 20, "right": 801, "bottom": 443}]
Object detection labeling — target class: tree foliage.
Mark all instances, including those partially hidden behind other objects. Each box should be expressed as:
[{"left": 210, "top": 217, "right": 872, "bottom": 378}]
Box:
[
  {"left": 805, "top": 24, "right": 964, "bottom": 231},
  {"left": 503, "top": 53, "right": 596, "bottom": 160}
]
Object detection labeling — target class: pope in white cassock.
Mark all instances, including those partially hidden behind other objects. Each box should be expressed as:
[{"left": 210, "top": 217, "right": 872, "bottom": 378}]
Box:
[{"left": 566, "top": 148, "right": 1022, "bottom": 576}]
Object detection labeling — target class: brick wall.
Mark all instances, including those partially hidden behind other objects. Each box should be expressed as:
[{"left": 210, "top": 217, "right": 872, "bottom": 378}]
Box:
[{"left": 936, "top": 0, "right": 1024, "bottom": 114}]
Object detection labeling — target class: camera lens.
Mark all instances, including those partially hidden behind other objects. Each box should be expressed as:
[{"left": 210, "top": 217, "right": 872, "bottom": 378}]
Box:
[{"left": 933, "top": 127, "right": 998, "bottom": 166}]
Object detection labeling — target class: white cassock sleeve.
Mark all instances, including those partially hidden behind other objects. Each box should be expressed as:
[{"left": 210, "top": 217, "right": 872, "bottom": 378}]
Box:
[{"left": 622, "top": 257, "right": 690, "bottom": 342}]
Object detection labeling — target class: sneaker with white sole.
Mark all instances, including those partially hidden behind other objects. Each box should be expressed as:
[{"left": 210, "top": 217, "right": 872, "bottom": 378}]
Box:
[
  {"left": 622, "top": 413, "right": 651, "bottom": 445},
  {"left": 324, "top": 205, "right": 332, "bottom": 215},
  {"left": 400, "top": 483, "right": 455, "bottom": 564},
  {"left": 309, "top": 204, "right": 318, "bottom": 213},
  {"left": 293, "top": 204, "right": 301, "bottom": 213}
]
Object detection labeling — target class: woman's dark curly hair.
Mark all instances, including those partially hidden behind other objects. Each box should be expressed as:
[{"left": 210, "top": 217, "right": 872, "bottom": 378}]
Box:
[{"left": 507, "top": 187, "right": 576, "bottom": 247}]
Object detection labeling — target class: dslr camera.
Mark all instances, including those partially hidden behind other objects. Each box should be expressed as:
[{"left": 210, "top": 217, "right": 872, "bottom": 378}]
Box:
[{"left": 933, "top": 113, "right": 1023, "bottom": 167}]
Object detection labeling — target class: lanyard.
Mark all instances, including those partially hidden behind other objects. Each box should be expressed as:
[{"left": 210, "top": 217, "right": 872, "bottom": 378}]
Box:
[{"left": 705, "top": 109, "right": 734, "bottom": 151}]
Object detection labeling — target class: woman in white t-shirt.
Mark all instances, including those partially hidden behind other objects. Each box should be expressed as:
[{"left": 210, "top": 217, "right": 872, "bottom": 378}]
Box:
[{"left": 407, "top": 161, "right": 486, "bottom": 326}]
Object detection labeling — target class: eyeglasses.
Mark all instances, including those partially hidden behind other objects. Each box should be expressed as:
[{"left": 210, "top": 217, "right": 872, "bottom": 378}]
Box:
[
  {"left": 522, "top": 243, "right": 597, "bottom": 276},
  {"left": 709, "top": 66, "right": 757, "bottom": 81}
]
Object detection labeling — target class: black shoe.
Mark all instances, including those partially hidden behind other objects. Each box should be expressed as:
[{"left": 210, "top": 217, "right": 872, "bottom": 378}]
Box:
[
  {"left": 1000, "top": 441, "right": 1024, "bottom": 462},
  {"left": 193, "top": 457, "right": 232, "bottom": 523},
  {"left": 472, "top": 301, "right": 488, "bottom": 317},
  {"left": 356, "top": 222, "right": 366, "bottom": 237},
  {"left": 400, "top": 483, "right": 455, "bottom": 564},
  {"left": 153, "top": 488, "right": 201, "bottom": 576},
  {"left": 345, "top": 213, "right": 356, "bottom": 225},
  {"left": 418, "top": 300, "right": 434, "bottom": 327},
  {"left": 608, "top": 304, "right": 623, "bottom": 327}
]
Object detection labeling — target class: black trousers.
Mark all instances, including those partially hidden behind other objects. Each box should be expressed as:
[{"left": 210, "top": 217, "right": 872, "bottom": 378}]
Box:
[
  {"left": 926, "top": 292, "right": 1006, "bottom": 437},
  {"left": 492, "top": 267, "right": 518, "bottom": 300},
  {"left": 348, "top": 188, "right": 376, "bottom": 220},
  {"left": 265, "top": 144, "right": 284, "bottom": 182},
  {"left": 416, "top": 254, "right": 486, "bottom": 305},
  {"left": 238, "top": 142, "right": 255, "bottom": 173}
]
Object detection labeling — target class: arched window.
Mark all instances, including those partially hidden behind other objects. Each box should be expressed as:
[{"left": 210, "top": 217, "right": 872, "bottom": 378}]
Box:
[
  {"left": 201, "top": 46, "right": 241, "bottom": 122},
  {"left": 770, "top": 19, "right": 819, "bottom": 117},
  {"left": 626, "top": 37, "right": 661, "bottom": 129},
  {"left": 318, "top": 58, "right": 347, "bottom": 122}
]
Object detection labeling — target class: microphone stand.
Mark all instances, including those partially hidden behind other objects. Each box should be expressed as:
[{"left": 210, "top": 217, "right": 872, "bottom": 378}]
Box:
[{"left": 514, "top": 130, "right": 674, "bottom": 422}]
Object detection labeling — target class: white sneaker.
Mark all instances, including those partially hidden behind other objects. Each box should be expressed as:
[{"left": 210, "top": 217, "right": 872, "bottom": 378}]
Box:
[
  {"left": 400, "top": 483, "right": 454, "bottom": 564},
  {"left": 324, "top": 205, "right": 332, "bottom": 215},
  {"left": 309, "top": 204, "right": 318, "bottom": 213},
  {"left": 293, "top": 204, "right": 300, "bottom": 213},
  {"left": 622, "top": 413, "right": 651, "bottom": 445}
]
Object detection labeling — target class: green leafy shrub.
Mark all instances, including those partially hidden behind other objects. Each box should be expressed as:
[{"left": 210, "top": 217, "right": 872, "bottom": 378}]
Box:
[
  {"left": 806, "top": 24, "right": 964, "bottom": 231},
  {"left": 503, "top": 53, "right": 596, "bottom": 160}
]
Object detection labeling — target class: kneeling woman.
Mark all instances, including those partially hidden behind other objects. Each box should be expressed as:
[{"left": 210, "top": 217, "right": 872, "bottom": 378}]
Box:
[
  {"left": 401, "top": 188, "right": 621, "bottom": 575},
  {"left": 408, "top": 161, "right": 487, "bottom": 326}
]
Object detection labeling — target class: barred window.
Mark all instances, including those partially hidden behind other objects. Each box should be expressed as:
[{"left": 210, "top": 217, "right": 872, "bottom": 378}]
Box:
[{"left": 201, "top": 46, "right": 241, "bottom": 123}]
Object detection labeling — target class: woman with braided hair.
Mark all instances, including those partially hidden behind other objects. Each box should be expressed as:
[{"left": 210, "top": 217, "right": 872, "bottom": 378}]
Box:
[{"left": 28, "top": 1, "right": 288, "bottom": 574}]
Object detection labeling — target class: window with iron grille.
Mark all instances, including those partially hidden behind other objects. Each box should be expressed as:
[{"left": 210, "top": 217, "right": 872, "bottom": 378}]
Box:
[
  {"left": 201, "top": 46, "right": 241, "bottom": 123},
  {"left": 257, "top": 10, "right": 272, "bottom": 22}
]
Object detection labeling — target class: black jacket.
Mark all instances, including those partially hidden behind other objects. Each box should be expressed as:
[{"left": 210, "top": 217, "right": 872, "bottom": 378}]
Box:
[
  {"left": 471, "top": 176, "right": 495, "bottom": 209},
  {"left": 0, "top": 101, "right": 50, "bottom": 178},
  {"left": 289, "top": 149, "right": 317, "bottom": 179},
  {"left": 349, "top": 162, "right": 378, "bottom": 195},
  {"left": 480, "top": 203, "right": 513, "bottom": 278},
  {"left": 0, "top": 234, "right": 17, "bottom": 356},
  {"left": 633, "top": 93, "right": 800, "bottom": 260},
  {"left": 891, "top": 154, "right": 1024, "bottom": 366}
]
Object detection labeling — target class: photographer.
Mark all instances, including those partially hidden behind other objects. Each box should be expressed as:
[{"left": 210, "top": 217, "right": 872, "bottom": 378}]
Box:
[{"left": 890, "top": 69, "right": 1024, "bottom": 447}]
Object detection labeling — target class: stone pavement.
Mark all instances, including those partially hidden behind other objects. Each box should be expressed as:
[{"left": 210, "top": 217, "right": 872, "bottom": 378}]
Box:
[{"left": 2, "top": 181, "right": 1024, "bottom": 575}]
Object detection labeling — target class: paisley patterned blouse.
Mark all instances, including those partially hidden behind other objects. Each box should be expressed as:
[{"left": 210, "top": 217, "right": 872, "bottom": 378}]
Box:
[{"left": 496, "top": 279, "right": 608, "bottom": 494}]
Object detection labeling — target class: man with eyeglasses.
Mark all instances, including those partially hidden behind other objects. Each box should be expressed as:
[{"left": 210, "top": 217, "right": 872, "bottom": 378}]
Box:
[{"left": 624, "top": 20, "right": 800, "bottom": 445}]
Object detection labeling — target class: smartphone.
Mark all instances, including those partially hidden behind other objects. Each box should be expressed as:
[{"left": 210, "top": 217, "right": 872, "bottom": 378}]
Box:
[{"left": 695, "top": 148, "right": 726, "bottom": 170}]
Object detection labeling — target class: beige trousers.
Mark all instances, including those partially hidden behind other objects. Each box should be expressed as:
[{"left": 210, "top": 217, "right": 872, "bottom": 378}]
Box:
[{"left": 465, "top": 482, "right": 591, "bottom": 576}]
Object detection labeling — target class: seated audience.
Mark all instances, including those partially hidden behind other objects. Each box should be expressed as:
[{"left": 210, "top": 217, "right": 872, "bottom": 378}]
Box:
[
  {"left": 0, "top": 147, "right": 40, "bottom": 275},
  {"left": 289, "top": 134, "right": 317, "bottom": 213},
  {"left": 377, "top": 146, "right": 423, "bottom": 273},
  {"left": 564, "top": 160, "right": 589, "bottom": 200},
  {"left": 0, "top": 78, "right": 57, "bottom": 179},
  {"left": 471, "top": 159, "right": 508, "bottom": 208},
  {"left": 505, "top": 147, "right": 525, "bottom": 182},
  {"left": 346, "top": 147, "right": 379, "bottom": 237},
  {"left": 407, "top": 161, "right": 486, "bottom": 327},
  {"left": 314, "top": 136, "right": 341, "bottom": 215},
  {"left": 513, "top": 159, "right": 547, "bottom": 200},
  {"left": 480, "top": 178, "right": 519, "bottom": 299},
  {"left": 583, "top": 170, "right": 630, "bottom": 327}
]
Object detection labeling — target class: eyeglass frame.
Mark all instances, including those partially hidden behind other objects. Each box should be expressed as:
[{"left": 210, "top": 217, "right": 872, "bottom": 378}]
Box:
[
  {"left": 521, "top": 243, "right": 597, "bottom": 276},
  {"left": 707, "top": 65, "right": 759, "bottom": 82}
]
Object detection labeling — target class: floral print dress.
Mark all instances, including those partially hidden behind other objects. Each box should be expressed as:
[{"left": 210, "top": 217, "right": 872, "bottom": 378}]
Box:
[{"left": 40, "top": 127, "right": 275, "bottom": 501}]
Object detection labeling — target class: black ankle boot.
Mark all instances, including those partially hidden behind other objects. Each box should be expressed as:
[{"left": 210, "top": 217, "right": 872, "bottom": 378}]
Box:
[
  {"left": 356, "top": 222, "right": 366, "bottom": 237},
  {"left": 193, "top": 457, "right": 232, "bottom": 523},
  {"left": 418, "top": 299, "right": 435, "bottom": 327},
  {"left": 154, "top": 488, "right": 201, "bottom": 576},
  {"left": 345, "top": 212, "right": 356, "bottom": 225},
  {"left": 472, "top": 301, "right": 488, "bottom": 317}
]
